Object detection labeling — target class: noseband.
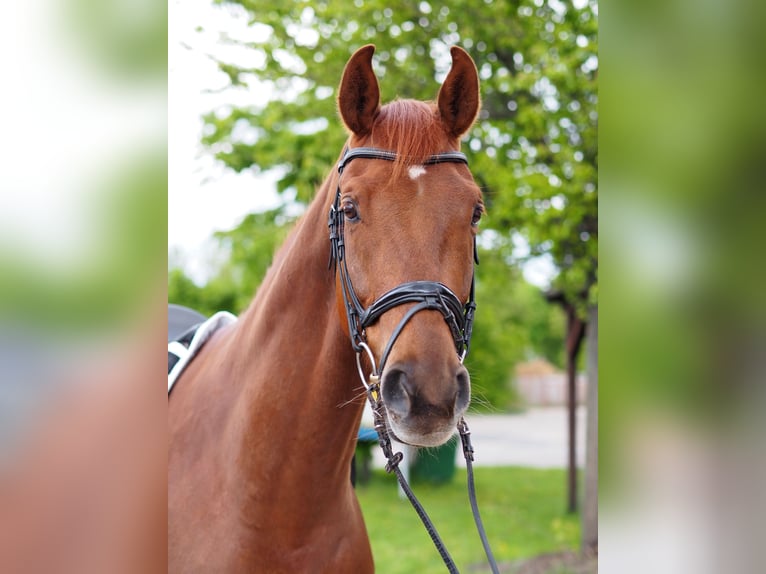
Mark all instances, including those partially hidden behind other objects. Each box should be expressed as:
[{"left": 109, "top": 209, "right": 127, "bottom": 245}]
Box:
[{"left": 328, "top": 146, "right": 478, "bottom": 378}]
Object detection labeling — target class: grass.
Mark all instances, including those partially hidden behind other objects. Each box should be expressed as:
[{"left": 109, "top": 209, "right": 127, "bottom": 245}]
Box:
[{"left": 356, "top": 466, "right": 581, "bottom": 574}]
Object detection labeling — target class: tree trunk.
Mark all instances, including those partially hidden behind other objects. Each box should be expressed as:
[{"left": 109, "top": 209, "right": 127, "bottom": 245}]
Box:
[
  {"left": 565, "top": 304, "right": 585, "bottom": 513},
  {"left": 582, "top": 304, "right": 598, "bottom": 554},
  {"left": 567, "top": 342, "right": 577, "bottom": 513}
]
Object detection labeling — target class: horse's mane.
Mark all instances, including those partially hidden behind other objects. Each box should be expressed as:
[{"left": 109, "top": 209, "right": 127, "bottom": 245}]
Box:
[{"left": 368, "top": 99, "right": 449, "bottom": 179}]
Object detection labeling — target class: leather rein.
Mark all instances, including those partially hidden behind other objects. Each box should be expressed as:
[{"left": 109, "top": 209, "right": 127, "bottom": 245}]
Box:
[{"left": 328, "top": 146, "right": 499, "bottom": 574}]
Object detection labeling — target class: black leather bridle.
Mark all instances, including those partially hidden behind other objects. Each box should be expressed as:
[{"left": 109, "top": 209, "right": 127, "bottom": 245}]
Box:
[
  {"left": 328, "top": 146, "right": 499, "bottom": 574},
  {"left": 328, "top": 146, "right": 478, "bottom": 378}
]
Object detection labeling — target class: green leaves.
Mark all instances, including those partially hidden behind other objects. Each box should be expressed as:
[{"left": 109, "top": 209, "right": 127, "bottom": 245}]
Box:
[
  {"left": 177, "top": 0, "right": 598, "bottom": 407},
  {"left": 201, "top": 0, "right": 597, "bottom": 305},
  {"left": 169, "top": 207, "right": 296, "bottom": 316}
]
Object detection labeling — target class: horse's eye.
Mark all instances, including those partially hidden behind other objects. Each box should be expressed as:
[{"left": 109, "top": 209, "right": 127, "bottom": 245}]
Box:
[
  {"left": 471, "top": 205, "right": 483, "bottom": 227},
  {"left": 342, "top": 200, "right": 359, "bottom": 222}
]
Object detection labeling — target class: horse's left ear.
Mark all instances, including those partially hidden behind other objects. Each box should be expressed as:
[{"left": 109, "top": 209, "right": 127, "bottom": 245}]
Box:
[{"left": 437, "top": 46, "right": 481, "bottom": 138}]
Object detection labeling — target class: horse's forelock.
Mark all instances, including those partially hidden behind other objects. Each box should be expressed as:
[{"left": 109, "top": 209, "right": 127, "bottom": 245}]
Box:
[{"left": 370, "top": 100, "right": 451, "bottom": 178}]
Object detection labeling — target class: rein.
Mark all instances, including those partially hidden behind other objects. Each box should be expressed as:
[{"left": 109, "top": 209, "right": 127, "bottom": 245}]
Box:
[{"left": 328, "top": 147, "right": 499, "bottom": 574}]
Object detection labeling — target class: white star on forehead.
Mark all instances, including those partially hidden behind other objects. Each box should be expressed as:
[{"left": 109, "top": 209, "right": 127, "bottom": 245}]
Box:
[{"left": 408, "top": 165, "right": 426, "bottom": 180}]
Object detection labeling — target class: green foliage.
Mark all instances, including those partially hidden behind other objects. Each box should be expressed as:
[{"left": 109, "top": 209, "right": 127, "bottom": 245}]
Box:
[
  {"left": 168, "top": 268, "right": 202, "bottom": 312},
  {"left": 210, "top": 207, "right": 296, "bottom": 312},
  {"left": 168, "top": 207, "right": 296, "bottom": 315},
  {"left": 177, "top": 0, "right": 597, "bottom": 409},
  {"left": 356, "top": 466, "right": 581, "bottom": 573},
  {"left": 466, "top": 248, "right": 566, "bottom": 411},
  {"left": 203, "top": 0, "right": 598, "bottom": 309},
  {"left": 466, "top": 249, "right": 527, "bottom": 410},
  {"left": 515, "top": 278, "right": 567, "bottom": 370},
  {"left": 68, "top": 0, "right": 167, "bottom": 78},
  {"left": 2, "top": 153, "right": 166, "bottom": 332},
  {"left": 167, "top": 268, "right": 234, "bottom": 318}
]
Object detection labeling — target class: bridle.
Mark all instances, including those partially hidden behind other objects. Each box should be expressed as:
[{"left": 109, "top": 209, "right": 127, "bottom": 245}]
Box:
[
  {"left": 328, "top": 146, "right": 499, "bottom": 574},
  {"left": 328, "top": 146, "right": 477, "bottom": 379}
]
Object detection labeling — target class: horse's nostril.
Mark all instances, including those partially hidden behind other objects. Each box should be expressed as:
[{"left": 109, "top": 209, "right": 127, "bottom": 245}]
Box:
[
  {"left": 455, "top": 366, "right": 471, "bottom": 413},
  {"left": 381, "top": 368, "right": 412, "bottom": 416}
]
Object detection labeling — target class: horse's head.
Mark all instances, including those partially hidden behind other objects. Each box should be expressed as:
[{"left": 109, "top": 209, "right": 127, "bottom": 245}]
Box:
[{"left": 333, "top": 45, "right": 482, "bottom": 447}]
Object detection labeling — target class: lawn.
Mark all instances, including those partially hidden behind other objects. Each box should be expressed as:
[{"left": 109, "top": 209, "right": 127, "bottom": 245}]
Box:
[{"left": 356, "top": 466, "right": 581, "bottom": 574}]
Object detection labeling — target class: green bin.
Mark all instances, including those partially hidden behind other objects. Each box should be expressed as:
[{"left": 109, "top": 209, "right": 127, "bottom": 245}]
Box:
[{"left": 410, "top": 440, "right": 458, "bottom": 484}]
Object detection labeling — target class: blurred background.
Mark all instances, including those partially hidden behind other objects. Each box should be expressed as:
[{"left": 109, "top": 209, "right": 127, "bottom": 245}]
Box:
[
  {"left": 600, "top": 0, "right": 766, "bottom": 572},
  {"left": 0, "top": 0, "right": 763, "bottom": 571},
  {"left": 0, "top": 0, "right": 167, "bottom": 572},
  {"left": 600, "top": 0, "right": 766, "bottom": 462},
  {"left": 168, "top": 0, "right": 597, "bottom": 572}
]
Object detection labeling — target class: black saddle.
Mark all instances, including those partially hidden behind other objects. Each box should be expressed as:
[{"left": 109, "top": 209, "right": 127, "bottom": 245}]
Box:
[{"left": 168, "top": 304, "right": 206, "bottom": 374}]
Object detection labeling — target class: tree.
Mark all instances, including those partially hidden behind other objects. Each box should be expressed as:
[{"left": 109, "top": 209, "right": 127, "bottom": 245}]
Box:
[
  {"left": 195, "top": 0, "right": 597, "bottom": 406},
  {"left": 168, "top": 207, "right": 296, "bottom": 315},
  {"left": 209, "top": 207, "right": 297, "bottom": 312},
  {"left": 201, "top": 0, "right": 598, "bottom": 309}
]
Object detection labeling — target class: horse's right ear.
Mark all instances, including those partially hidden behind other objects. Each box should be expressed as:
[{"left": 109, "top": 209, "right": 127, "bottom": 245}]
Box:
[{"left": 338, "top": 45, "right": 380, "bottom": 136}]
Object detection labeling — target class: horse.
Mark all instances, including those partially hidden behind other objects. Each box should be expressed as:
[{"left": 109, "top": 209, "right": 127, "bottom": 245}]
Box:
[{"left": 168, "top": 44, "right": 483, "bottom": 573}]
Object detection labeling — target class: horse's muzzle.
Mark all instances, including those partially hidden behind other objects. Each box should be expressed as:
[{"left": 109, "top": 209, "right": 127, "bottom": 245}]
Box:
[{"left": 380, "top": 360, "right": 470, "bottom": 447}]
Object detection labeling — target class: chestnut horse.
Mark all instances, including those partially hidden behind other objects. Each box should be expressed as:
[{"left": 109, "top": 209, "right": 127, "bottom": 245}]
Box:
[{"left": 169, "top": 45, "right": 482, "bottom": 572}]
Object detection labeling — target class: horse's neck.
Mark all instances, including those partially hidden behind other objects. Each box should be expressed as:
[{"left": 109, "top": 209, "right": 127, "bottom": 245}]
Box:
[{"left": 225, "top": 181, "right": 364, "bottom": 517}]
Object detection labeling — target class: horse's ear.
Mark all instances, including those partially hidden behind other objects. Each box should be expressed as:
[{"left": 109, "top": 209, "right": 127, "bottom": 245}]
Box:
[
  {"left": 338, "top": 44, "right": 380, "bottom": 136},
  {"left": 437, "top": 46, "right": 481, "bottom": 138}
]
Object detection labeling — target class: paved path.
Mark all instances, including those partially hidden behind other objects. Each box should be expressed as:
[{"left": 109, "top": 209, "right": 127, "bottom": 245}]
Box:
[{"left": 370, "top": 406, "right": 587, "bottom": 470}]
